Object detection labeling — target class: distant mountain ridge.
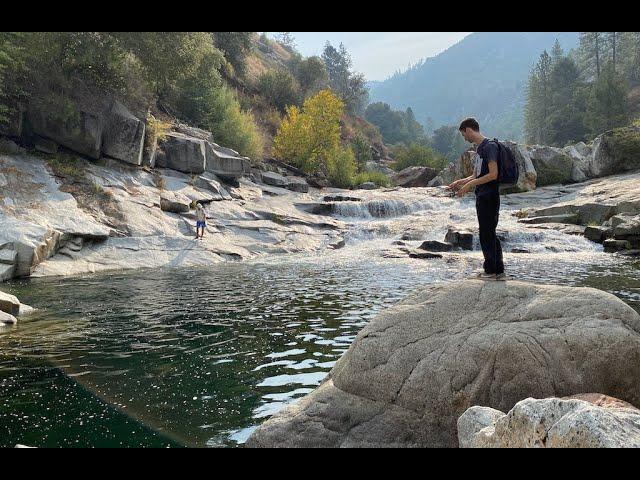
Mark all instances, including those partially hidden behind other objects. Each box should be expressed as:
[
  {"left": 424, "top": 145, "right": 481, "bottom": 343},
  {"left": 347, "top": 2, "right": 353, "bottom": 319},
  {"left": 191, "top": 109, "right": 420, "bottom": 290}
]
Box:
[{"left": 368, "top": 32, "right": 580, "bottom": 142}]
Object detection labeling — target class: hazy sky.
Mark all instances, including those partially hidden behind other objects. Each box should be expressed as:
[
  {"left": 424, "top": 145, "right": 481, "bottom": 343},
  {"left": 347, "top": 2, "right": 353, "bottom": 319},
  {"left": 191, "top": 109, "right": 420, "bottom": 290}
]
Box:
[{"left": 266, "top": 32, "right": 472, "bottom": 81}]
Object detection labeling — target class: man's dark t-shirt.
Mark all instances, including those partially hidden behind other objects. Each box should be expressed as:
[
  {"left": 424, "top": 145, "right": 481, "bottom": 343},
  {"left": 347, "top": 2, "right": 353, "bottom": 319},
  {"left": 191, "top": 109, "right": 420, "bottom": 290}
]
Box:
[{"left": 473, "top": 139, "right": 499, "bottom": 197}]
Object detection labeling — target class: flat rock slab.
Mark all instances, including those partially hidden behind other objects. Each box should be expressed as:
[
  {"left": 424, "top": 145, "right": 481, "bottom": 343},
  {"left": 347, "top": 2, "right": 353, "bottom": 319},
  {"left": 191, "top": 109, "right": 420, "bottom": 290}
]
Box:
[{"left": 247, "top": 280, "right": 640, "bottom": 448}]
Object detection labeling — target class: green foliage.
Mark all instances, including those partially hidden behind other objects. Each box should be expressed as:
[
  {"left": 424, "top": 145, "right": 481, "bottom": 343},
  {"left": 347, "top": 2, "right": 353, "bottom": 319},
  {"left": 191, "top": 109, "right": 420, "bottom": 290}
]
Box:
[
  {"left": 430, "top": 125, "right": 468, "bottom": 161},
  {"left": 586, "top": 64, "right": 629, "bottom": 134},
  {"left": 257, "top": 69, "right": 301, "bottom": 113},
  {"left": 211, "top": 32, "right": 253, "bottom": 77},
  {"left": 273, "top": 89, "right": 345, "bottom": 174},
  {"left": 0, "top": 32, "right": 27, "bottom": 125},
  {"left": 322, "top": 42, "right": 369, "bottom": 115},
  {"left": 327, "top": 146, "right": 358, "bottom": 188},
  {"left": 391, "top": 143, "right": 447, "bottom": 171},
  {"left": 350, "top": 132, "right": 373, "bottom": 171},
  {"left": 353, "top": 171, "right": 390, "bottom": 187},
  {"left": 45, "top": 152, "right": 85, "bottom": 181},
  {"left": 364, "top": 102, "right": 426, "bottom": 145},
  {"left": 288, "top": 55, "right": 329, "bottom": 98},
  {"left": 526, "top": 40, "right": 631, "bottom": 146}
]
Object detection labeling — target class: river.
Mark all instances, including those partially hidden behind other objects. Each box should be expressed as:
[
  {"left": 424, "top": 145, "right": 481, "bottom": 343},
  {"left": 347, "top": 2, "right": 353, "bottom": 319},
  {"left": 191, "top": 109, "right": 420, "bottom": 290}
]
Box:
[{"left": 1, "top": 188, "right": 639, "bottom": 447}]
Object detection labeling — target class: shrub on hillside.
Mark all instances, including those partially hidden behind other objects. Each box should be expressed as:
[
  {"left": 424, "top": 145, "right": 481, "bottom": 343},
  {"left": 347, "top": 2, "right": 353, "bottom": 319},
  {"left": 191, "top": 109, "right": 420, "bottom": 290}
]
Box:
[
  {"left": 257, "top": 69, "right": 301, "bottom": 113},
  {"left": 392, "top": 143, "right": 447, "bottom": 172}
]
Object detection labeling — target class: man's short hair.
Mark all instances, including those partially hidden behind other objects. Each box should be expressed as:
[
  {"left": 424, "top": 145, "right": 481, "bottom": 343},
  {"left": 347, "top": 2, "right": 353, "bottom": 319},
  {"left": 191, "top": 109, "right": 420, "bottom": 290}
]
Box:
[{"left": 459, "top": 117, "right": 480, "bottom": 132}]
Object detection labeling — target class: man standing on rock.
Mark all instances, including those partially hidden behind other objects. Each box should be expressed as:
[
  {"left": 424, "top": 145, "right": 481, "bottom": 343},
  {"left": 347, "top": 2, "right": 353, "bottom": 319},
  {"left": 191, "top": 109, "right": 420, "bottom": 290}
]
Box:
[
  {"left": 446, "top": 118, "right": 505, "bottom": 280},
  {"left": 195, "top": 202, "right": 206, "bottom": 240}
]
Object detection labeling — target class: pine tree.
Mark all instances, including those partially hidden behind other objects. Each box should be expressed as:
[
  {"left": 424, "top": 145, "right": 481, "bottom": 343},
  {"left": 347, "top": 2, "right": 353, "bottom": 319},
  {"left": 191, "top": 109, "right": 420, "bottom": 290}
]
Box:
[
  {"left": 579, "top": 32, "right": 603, "bottom": 79},
  {"left": 586, "top": 64, "right": 629, "bottom": 133},
  {"left": 551, "top": 39, "right": 564, "bottom": 64}
]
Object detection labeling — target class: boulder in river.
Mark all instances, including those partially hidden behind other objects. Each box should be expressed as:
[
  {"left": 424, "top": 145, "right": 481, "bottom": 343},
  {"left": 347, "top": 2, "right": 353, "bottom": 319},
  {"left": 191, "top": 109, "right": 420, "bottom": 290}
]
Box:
[
  {"left": 418, "top": 240, "right": 453, "bottom": 252},
  {"left": 246, "top": 280, "right": 640, "bottom": 448},
  {"left": 444, "top": 228, "right": 474, "bottom": 250},
  {"left": 0, "top": 310, "right": 17, "bottom": 326},
  {"left": 0, "top": 290, "right": 20, "bottom": 316}
]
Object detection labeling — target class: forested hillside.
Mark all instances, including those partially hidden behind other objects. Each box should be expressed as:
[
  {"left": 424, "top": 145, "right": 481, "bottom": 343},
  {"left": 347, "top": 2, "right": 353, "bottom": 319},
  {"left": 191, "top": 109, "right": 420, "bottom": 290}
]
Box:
[{"left": 368, "top": 32, "right": 581, "bottom": 141}]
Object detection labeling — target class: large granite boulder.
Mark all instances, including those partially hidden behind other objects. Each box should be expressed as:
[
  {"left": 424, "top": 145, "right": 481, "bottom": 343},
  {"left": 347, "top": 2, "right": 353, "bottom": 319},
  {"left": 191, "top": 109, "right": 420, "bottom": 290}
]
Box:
[
  {"left": 102, "top": 100, "right": 145, "bottom": 166},
  {"left": 205, "top": 142, "right": 251, "bottom": 179},
  {"left": 365, "top": 161, "right": 395, "bottom": 177},
  {"left": 284, "top": 177, "right": 310, "bottom": 193},
  {"left": 391, "top": 166, "right": 438, "bottom": 188},
  {"left": 590, "top": 126, "right": 640, "bottom": 178},
  {"left": 26, "top": 94, "right": 108, "bottom": 159},
  {"left": 25, "top": 92, "right": 146, "bottom": 164},
  {"left": 246, "top": 280, "right": 640, "bottom": 448},
  {"left": 261, "top": 171, "right": 288, "bottom": 187},
  {"left": 459, "top": 394, "right": 640, "bottom": 448},
  {"left": 501, "top": 141, "right": 537, "bottom": 192},
  {"left": 527, "top": 145, "right": 575, "bottom": 187},
  {"left": 154, "top": 133, "right": 207, "bottom": 174}
]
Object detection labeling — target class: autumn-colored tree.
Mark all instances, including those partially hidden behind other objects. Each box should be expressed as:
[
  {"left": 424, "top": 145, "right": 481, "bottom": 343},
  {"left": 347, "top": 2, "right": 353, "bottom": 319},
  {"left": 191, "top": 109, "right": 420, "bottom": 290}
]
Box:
[{"left": 273, "top": 89, "right": 344, "bottom": 174}]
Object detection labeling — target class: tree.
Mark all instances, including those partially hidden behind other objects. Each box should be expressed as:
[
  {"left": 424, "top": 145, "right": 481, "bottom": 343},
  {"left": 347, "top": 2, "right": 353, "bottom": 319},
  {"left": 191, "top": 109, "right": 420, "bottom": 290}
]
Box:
[
  {"left": 551, "top": 38, "right": 564, "bottom": 64},
  {"left": 257, "top": 69, "right": 301, "bottom": 113},
  {"left": 586, "top": 64, "right": 629, "bottom": 134},
  {"left": 276, "top": 32, "right": 296, "bottom": 50},
  {"left": 321, "top": 42, "right": 369, "bottom": 115},
  {"left": 524, "top": 50, "right": 553, "bottom": 144},
  {"left": 364, "top": 102, "right": 426, "bottom": 145},
  {"left": 392, "top": 143, "right": 447, "bottom": 171},
  {"left": 290, "top": 55, "right": 329, "bottom": 97},
  {"left": 211, "top": 32, "right": 253, "bottom": 77},
  {"left": 579, "top": 32, "right": 603, "bottom": 79},
  {"left": 430, "top": 124, "right": 467, "bottom": 161},
  {"left": 0, "top": 32, "right": 26, "bottom": 125},
  {"left": 273, "top": 89, "right": 345, "bottom": 174},
  {"left": 351, "top": 132, "right": 373, "bottom": 171},
  {"left": 547, "top": 56, "right": 587, "bottom": 145}
]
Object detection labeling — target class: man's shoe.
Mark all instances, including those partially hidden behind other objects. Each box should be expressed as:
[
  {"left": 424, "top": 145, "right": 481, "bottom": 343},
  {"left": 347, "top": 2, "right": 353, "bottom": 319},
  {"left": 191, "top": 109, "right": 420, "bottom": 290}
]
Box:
[
  {"left": 495, "top": 273, "right": 507, "bottom": 281},
  {"left": 474, "top": 272, "right": 497, "bottom": 280}
]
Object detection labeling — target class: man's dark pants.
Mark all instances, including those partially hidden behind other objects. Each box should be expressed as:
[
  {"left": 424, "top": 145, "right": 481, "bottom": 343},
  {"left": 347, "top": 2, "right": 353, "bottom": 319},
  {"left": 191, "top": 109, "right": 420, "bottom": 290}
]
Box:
[{"left": 475, "top": 192, "right": 504, "bottom": 274}]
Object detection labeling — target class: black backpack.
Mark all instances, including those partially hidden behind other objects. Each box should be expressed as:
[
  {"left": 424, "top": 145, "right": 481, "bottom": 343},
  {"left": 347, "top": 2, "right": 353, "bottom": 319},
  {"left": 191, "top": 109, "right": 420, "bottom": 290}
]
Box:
[{"left": 489, "top": 138, "right": 519, "bottom": 186}]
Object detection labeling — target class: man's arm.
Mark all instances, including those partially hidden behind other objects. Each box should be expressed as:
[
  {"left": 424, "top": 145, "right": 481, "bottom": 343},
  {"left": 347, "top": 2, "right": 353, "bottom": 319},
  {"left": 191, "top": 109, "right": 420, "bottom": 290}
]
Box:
[
  {"left": 466, "top": 160, "right": 498, "bottom": 187},
  {"left": 456, "top": 161, "right": 498, "bottom": 196},
  {"left": 446, "top": 174, "right": 475, "bottom": 190}
]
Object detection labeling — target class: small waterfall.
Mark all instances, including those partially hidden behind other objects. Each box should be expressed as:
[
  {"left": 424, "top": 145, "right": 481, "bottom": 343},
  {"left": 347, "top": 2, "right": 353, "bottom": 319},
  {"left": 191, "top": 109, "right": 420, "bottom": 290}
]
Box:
[{"left": 331, "top": 198, "right": 444, "bottom": 219}]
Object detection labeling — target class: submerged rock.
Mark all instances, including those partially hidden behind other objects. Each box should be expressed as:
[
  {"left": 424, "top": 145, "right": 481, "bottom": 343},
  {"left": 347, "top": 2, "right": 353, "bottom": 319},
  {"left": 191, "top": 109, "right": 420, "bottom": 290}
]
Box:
[
  {"left": 459, "top": 395, "right": 640, "bottom": 448},
  {"left": 246, "top": 280, "right": 640, "bottom": 448}
]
